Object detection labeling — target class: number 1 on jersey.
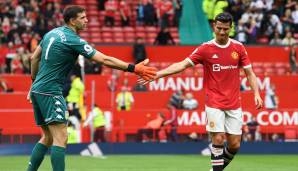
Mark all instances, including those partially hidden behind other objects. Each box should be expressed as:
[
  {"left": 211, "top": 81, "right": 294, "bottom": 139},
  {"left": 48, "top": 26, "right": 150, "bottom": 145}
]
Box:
[{"left": 45, "top": 37, "right": 55, "bottom": 60}]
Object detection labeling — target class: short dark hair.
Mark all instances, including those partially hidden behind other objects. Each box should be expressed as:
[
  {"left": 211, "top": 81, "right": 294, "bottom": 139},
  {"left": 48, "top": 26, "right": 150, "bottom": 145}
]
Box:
[
  {"left": 63, "top": 5, "right": 86, "bottom": 23},
  {"left": 214, "top": 12, "right": 233, "bottom": 26}
]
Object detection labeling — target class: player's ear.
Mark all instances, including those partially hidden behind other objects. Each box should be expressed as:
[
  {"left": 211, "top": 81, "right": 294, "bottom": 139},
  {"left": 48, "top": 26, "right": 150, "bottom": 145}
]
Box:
[
  {"left": 212, "top": 21, "right": 216, "bottom": 31},
  {"left": 69, "top": 18, "right": 76, "bottom": 26}
]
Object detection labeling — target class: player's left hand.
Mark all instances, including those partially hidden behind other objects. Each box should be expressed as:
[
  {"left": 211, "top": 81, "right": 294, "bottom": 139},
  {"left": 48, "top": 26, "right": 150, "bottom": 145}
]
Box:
[
  {"left": 254, "top": 95, "right": 263, "bottom": 109},
  {"left": 134, "top": 59, "right": 157, "bottom": 81}
]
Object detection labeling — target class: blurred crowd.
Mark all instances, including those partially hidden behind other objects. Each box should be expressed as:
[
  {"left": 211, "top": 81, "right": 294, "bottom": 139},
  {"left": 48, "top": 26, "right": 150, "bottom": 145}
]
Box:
[
  {"left": 99, "top": 0, "right": 182, "bottom": 28},
  {"left": 203, "top": 0, "right": 298, "bottom": 45},
  {"left": 0, "top": 0, "right": 72, "bottom": 73}
]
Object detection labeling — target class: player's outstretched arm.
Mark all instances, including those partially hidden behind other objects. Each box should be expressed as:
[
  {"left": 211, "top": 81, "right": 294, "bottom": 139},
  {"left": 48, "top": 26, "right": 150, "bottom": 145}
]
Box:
[
  {"left": 244, "top": 67, "right": 263, "bottom": 109},
  {"left": 91, "top": 51, "right": 157, "bottom": 80},
  {"left": 138, "top": 58, "right": 192, "bottom": 84}
]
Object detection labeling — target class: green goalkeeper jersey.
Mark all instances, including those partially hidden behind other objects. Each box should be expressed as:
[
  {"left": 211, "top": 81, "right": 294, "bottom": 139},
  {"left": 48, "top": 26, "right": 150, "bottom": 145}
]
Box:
[{"left": 31, "top": 26, "right": 96, "bottom": 95}]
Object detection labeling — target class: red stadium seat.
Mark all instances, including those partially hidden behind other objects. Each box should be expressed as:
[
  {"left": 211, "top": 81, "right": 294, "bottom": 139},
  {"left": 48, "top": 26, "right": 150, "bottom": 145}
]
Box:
[
  {"left": 136, "top": 26, "right": 145, "bottom": 32},
  {"left": 113, "top": 27, "right": 123, "bottom": 32},
  {"left": 101, "top": 66, "right": 112, "bottom": 75},
  {"left": 146, "top": 32, "right": 156, "bottom": 39},
  {"left": 169, "top": 27, "right": 178, "bottom": 32},
  {"left": 103, "top": 38, "right": 113, "bottom": 43},
  {"left": 86, "top": 0, "right": 97, "bottom": 5},
  {"left": 89, "top": 26, "right": 101, "bottom": 32},
  {"left": 264, "top": 67, "right": 276, "bottom": 75},
  {"left": 75, "top": 0, "right": 85, "bottom": 5},
  {"left": 87, "top": 10, "right": 99, "bottom": 16},
  {"left": 136, "top": 32, "right": 146, "bottom": 38},
  {"left": 89, "top": 22, "right": 100, "bottom": 27},
  {"left": 263, "top": 62, "right": 274, "bottom": 68},
  {"left": 79, "top": 32, "right": 89, "bottom": 37},
  {"left": 123, "top": 27, "right": 135, "bottom": 33},
  {"left": 274, "top": 62, "right": 287, "bottom": 68},
  {"left": 114, "top": 32, "right": 124, "bottom": 37},
  {"left": 146, "top": 26, "right": 157, "bottom": 33},
  {"left": 102, "top": 32, "right": 113, "bottom": 38},
  {"left": 91, "top": 32, "right": 101, "bottom": 38},
  {"left": 114, "top": 38, "right": 125, "bottom": 43},
  {"left": 183, "top": 68, "right": 194, "bottom": 76},
  {"left": 124, "top": 32, "right": 135, "bottom": 39},
  {"left": 101, "top": 26, "right": 111, "bottom": 32},
  {"left": 252, "top": 62, "right": 263, "bottom": 67},
  {"left": 91, "top": 38, "right": 102, "bottom": 43},
  {"left": 174, "top": 38, "right": 180, "bottom": 44},
  {"left": 146, "top": 38, "right": 155, "bottom": 44},
  {"left": 125, "top": 37, "right": 135, "bottom": 43},
  {"left": 148, "top": 62, "right": 161, "bottom": 69},
  {"left": 86, "top": 5, "right": 98, "bottom": 10},
  {"left": 253, "top": 67, "right": 264, "bottom": 75}
]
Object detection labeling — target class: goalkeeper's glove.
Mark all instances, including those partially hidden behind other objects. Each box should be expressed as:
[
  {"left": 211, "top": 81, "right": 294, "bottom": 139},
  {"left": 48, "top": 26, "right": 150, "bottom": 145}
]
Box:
[{"left": 127, "top": 59, "right": 157, "bottom": 81}]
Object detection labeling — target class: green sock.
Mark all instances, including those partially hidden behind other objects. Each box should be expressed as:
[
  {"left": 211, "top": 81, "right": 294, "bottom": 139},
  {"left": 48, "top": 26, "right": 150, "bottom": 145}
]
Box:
[
  {"left": 27, "top": 143, "right": 48, "bottom": 171},
  {"left": 51, "top": 146, "right": 66, "bottom": 171}
]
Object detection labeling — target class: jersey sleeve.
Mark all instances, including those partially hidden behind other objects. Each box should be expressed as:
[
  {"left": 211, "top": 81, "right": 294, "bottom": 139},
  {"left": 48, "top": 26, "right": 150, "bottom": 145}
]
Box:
[
  {"left": 71, "top": 38, "right": 96, "bottom": 59},
  {"left": 186, "top": 45, "right": 205, "bottom": 66},
  {"left": 239, "top": 44, "right": 251, "bottom": 69}
]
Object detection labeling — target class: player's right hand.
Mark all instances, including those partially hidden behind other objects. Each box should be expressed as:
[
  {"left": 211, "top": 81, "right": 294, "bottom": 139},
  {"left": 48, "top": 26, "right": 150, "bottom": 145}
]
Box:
[
  {"left": 137, "top": 71, "right": 160, "bottom": 85},
  {"left": 27, "top": 89, "right": 32, "bottom": 103},
  {"left": 134, "top": 59, "right": 157, "bottom": 81}
]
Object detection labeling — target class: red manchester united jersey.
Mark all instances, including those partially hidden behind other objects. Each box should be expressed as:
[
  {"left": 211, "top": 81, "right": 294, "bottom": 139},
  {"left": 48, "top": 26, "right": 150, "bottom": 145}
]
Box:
[{"left": 186, "top": 39, "right": 251, "bottom": 110}]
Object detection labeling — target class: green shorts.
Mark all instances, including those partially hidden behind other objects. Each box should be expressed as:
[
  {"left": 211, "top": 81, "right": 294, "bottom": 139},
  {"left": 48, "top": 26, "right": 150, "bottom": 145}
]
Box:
[{"left": 31, "top": 92, "right": 68, "bottom": 126}]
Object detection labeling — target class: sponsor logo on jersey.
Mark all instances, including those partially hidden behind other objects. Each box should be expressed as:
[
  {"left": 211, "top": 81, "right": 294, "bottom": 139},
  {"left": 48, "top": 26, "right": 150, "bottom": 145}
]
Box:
[
  {"left": 231, "top": 51, "right": 239, "bottom": 60},
  {"left": 212, "top": 64, "right": 238, "bottom": 72}
]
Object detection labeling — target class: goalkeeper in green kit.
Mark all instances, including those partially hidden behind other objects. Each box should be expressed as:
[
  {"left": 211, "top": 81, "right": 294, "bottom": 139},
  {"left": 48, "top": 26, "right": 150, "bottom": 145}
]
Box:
[{"left": 26, "top": 5, "right": 157, "bottom": 171}]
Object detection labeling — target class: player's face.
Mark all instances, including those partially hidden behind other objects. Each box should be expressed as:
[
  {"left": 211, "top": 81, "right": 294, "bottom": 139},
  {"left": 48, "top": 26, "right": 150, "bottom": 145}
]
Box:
[
  {"left": 73, "top": 12, "right": 88, "bottom": 31},
  {"left": 213, "top": 21, "right": 231, "bottom": 43}
]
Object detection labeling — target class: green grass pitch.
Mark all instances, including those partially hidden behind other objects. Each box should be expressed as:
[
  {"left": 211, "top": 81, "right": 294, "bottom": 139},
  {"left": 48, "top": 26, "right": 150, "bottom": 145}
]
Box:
[{"left": 0, "top": 155, "right": 297, "bottom": 171}]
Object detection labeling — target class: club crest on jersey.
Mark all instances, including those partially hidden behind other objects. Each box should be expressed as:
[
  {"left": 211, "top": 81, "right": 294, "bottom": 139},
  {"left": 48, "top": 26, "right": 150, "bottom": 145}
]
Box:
[{"left": 231, "top": 51, "right": 239, "bottom": 60}]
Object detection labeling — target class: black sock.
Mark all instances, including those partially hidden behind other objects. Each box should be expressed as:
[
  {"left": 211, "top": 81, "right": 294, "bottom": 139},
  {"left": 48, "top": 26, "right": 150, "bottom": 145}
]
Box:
[
  {"left": 223, "top": 147, "right": 237, "bottom": 169},
  {"left": 211, "top": 144, "right": 224, "bottom": 171}
]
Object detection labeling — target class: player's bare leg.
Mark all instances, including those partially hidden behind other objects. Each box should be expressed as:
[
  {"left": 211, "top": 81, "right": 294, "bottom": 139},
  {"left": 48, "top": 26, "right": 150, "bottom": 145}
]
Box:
[
  {"left": 48, "top": 123, "right": 68, "bottom": 171},
  {"left": 27, "top": 126, "right": 53, "bottom": 171},
  {"left": 223, "top": 134, "right": 241, "bottom": 169},
  {"left": 210, "top": 132, "right": 225, "bottom": 171},
  {"left": 40, "top": 125, "right": 54, "bottom": 146}
]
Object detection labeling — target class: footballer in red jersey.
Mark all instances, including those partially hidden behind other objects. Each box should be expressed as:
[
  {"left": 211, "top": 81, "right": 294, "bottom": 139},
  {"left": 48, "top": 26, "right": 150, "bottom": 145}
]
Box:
[{"left": 139, "top": 12, "right": 263, "bottom": 171}]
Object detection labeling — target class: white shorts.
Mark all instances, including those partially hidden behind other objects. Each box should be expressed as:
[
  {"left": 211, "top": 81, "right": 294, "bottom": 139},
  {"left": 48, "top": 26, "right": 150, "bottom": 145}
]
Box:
[{"left": 205, "top": 106, "right": 243, "bottom": 135}]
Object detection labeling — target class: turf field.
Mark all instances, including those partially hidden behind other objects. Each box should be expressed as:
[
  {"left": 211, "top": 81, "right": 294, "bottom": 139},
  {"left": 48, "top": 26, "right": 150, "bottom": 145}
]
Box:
[{"left": 0, "top": 155, "right": 297, "bottom": 171}]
